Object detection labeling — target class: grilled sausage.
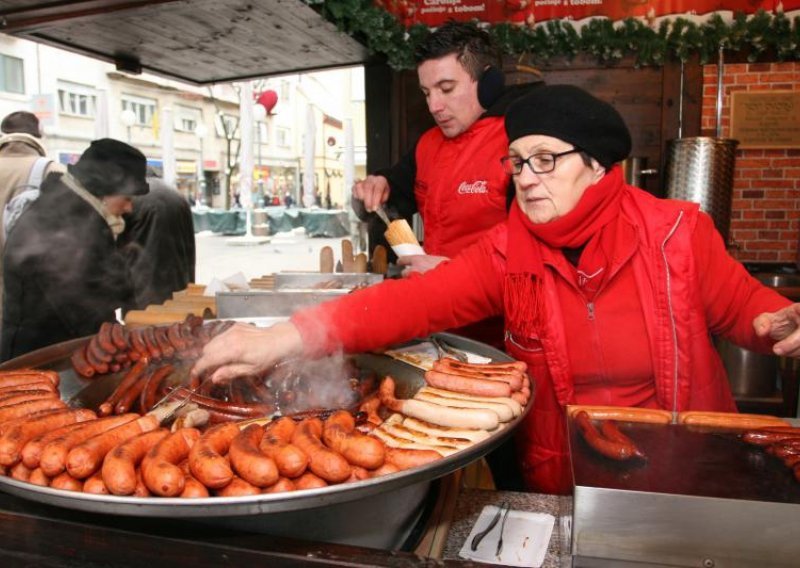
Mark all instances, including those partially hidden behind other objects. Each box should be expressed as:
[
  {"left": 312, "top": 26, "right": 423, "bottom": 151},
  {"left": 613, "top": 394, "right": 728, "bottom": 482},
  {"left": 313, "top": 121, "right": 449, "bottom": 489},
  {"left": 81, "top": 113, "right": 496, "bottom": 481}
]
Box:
[
  {"left": 0, "top": 398, "right": 66, "bottom": 425},
  {"left": 98, "top": 358, "right": 150, "bottom": 417},
  {"left": 423, "top": 369, "right": 512, "bottom": 398},
  {"left": 188, "top": 422, "right": 239, "bottom": 489},
  {"left": 291, "top": 418, "right": 351, "bottom": 484},
  {"left": 260, "top": 418, "right": 308, "bottom": 478},
  {"left": 102, "top": 429, "right": 169, "bottom": 496},
  {"left": 0, "top": 408, "right": 96, "bottom": 467},
  {"left": 322, "top": 410, "right": 385, "bottom": 470},
  {"left": 66, "top": 415, "right": 160, "bottom": 479},
  {"left": 39, "top": 414, "right": 139, "bottom": 477},
  {"left": 142, "top": 428, "right": 201, "bottom": 497},
  {"left": 228, "top": 424, "right": 279, "bottom": 488},
  {"left": 575, "top": 411, "right": 641, "bottom": 461}
]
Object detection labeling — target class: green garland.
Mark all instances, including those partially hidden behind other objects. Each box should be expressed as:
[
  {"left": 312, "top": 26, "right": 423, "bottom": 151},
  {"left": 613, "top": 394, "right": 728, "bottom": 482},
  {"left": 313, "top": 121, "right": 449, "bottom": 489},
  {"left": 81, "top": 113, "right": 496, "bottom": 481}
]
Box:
[{"left": 309, "top": 1, "right": 800, "bottom": 70}]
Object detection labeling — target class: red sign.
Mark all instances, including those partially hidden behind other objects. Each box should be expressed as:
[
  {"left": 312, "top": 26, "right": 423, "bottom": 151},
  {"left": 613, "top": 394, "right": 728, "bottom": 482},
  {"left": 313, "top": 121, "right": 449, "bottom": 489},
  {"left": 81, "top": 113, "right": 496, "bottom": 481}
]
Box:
[{"left": 378, "top": 0, "right": 792, "bottom": 27}]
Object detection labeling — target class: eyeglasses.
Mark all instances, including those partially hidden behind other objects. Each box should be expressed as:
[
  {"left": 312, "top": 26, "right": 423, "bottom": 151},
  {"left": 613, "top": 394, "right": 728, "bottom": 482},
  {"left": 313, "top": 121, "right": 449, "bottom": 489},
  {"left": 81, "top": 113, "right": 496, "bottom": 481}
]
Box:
[{"left": 500, "top": 148, "right": 582, "bottom": 175}]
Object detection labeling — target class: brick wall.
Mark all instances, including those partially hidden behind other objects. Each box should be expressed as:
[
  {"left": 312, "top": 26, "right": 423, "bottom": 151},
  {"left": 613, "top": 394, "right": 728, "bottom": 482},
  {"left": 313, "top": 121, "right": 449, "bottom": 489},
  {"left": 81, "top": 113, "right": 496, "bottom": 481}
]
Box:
[{"left": 701, "top": 62, "right": 800, "bottom": 265}]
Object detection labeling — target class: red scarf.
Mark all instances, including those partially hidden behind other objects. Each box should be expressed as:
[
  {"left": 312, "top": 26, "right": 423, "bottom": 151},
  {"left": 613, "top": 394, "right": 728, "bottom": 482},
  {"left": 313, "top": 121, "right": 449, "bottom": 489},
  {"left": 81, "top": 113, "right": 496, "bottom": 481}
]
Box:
[{"left": 504, "top": 167, "right": 625, "bottom": 338}]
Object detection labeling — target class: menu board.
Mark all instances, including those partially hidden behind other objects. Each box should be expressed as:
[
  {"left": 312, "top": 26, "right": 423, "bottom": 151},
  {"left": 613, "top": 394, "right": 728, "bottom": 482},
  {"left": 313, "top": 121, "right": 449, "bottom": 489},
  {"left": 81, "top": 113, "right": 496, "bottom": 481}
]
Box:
[{"left": 730, "top": 91, "right": 800, "bottom": 149}]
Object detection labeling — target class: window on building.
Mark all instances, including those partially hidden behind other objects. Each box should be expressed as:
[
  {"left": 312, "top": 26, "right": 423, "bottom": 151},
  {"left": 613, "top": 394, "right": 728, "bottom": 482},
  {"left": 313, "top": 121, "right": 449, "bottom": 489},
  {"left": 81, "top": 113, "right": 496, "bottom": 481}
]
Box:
[
  {"left": 280, "top": 81, "right": 291, "bottom": 103},
  {"left": 0, "top": 54, "right": 24, "bottom": 94},
  {"left": 175, "top": 105, "right": 202, "bottom": 133},
  {"left": 121, "top": 95, "right": 157, "bottom": 126},
  {"left": 57, "top": 81, "right": 97, "bottom": 117},
  {"left": 276, "top": 127, "right": 290, "bottom": 148}
]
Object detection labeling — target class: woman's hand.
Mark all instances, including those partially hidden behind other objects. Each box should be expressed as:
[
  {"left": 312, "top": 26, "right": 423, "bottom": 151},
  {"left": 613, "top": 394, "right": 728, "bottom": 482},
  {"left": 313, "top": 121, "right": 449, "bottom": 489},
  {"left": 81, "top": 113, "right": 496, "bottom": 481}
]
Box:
[
  {"left": 190, "top": 321, "right": 304, "bottom": 383},
  {"left": 753, "top": 304, "right": 800, "bottom": 357},
  {"left": 397, "top": 254, "right": 449, "bottom": 277}
]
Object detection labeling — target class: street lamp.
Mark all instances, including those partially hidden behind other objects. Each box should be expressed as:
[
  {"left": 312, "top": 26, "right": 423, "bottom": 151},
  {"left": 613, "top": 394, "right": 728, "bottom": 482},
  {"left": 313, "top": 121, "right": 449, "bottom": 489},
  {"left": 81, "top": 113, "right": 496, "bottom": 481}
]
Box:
[
  {"left": 120, "top": 108, "right": 136, "bottom": 143},
  {"left": 252, "top": 103, "right": 267, "bottom": 207},
  {"left": 195, "top": 122, "right": 208, "bottom": 206}
]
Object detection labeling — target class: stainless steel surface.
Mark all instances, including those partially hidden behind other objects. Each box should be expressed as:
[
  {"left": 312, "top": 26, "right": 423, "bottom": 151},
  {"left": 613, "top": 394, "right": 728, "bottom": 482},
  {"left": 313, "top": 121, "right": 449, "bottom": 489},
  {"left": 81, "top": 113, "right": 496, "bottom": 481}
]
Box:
[
  {"left": 0, "top": 332, "right": 527, "bottom": 522},
  {"left": 757, "top": 273, "right": 800, "bottom": 288},
  {"left": 664, "top": 136, "right": 739, "bottom": 244},
  {"left": 567, "top": 417, "right": 800, "bottom": 567},
  {"left": 375, "top": 206, "right": 392, "bottom": 227},
  {"left": 273, "top": 272, "right": 383, "bottom": 290},
  {"left": 430, "top": 336, "right": 468, "bottom": 363},
  {"left": 470, "top": 500, "right": 507, "bottom": 551},
  {"left": 715, "top": 337, "right": 778, "bottom": 397},
  {"left": 216, "top": 290, "right": 349, "bottom": 318}
]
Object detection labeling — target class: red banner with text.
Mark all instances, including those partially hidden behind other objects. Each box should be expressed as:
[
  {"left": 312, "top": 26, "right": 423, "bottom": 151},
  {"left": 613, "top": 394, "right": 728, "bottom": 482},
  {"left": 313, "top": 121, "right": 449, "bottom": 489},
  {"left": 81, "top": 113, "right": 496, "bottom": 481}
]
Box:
[{"left": 376, "top": 0, "right": 800, "bottom": 28}]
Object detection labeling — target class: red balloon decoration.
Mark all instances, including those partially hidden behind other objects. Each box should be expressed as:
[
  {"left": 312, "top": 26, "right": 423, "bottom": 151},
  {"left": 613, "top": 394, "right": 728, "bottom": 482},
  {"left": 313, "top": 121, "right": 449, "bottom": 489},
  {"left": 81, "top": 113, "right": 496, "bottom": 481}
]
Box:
[{"left": 256, "top": 90, "right": 279, "bottom": 114}]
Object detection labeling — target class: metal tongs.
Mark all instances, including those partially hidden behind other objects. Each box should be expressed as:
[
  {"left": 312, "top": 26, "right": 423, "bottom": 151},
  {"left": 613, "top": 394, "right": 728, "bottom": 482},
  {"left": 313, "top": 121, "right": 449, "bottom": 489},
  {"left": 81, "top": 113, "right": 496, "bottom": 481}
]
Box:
[
  {"left": 430, "top": 336, "right": 469, "bottom": 363},
  {"left": 470, "top": 501, "right": 510, "bottom": 552},
  {"left": 374, "top": 205, "right": 392, "bottom": 227}
]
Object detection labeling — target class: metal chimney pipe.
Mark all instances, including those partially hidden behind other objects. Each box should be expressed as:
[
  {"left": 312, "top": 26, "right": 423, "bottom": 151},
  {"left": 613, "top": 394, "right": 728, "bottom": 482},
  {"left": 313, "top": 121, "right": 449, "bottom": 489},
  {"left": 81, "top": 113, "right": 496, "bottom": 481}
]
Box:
[{"left": 716, "top": 45, "right": 724, "bottom": 138}]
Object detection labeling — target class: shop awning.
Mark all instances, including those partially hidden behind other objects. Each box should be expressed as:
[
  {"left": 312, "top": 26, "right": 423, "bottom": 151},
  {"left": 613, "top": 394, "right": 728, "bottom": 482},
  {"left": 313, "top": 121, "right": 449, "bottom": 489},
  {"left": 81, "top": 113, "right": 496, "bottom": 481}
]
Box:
[{"left": 0, "top": 0, "right": 370, "bottom": 85}]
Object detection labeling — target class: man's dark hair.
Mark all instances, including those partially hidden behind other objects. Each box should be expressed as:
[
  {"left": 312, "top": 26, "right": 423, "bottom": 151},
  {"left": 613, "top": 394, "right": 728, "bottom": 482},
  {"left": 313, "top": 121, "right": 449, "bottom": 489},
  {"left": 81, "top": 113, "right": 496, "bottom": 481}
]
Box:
[
  {"left": 1, "top": 111, "right": 41, "bottom": 138},
  {"left": 413, "top": 21, "right": 501, "bottom": 80}
]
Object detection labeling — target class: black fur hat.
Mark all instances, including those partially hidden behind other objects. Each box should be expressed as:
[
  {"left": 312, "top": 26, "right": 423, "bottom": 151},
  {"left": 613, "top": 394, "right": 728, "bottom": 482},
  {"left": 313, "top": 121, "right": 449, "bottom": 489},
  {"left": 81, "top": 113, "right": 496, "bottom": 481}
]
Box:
[
  {"left": 505, "top": 85, "right": 632, "bottom": 169},
  {"left": 69, "top": 138, "right": 149, "bottom": 197}
]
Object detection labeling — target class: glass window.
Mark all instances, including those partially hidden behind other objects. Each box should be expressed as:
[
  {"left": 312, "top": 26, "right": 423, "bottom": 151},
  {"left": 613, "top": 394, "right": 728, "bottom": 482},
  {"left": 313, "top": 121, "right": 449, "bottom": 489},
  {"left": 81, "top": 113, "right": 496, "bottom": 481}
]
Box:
[
  {"left": 276, "top": 127, "right": 290, "bottom": 148},
  {"left": 121, "top": 95, "right": 157, "bottom": 126},
  {"left": 280, "top": 80, "right": 290, "bottom": 103},
  {"left": 0, "top": 54, "right": 24, "bottom": 94},
  {"left": 57, "top": 81, "right": 97, "bottom": 117},
  {"left": 175, "top": 105, "right": 202, "bottom": 133}
]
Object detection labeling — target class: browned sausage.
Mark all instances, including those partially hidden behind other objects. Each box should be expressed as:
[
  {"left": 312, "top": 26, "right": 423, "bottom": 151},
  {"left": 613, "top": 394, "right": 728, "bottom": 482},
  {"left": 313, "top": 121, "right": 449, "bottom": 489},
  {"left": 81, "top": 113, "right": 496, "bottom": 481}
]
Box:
[
  {"left": 82, "top": 471, "right": 109, "bottom": 494},
  {"left": 384, "top": 447, "right": 442, "bottom": 470},
  {"left": 322, "top": 410, "right": 385, "bottom": 470},
  {"left": 66, "top": 415, "right": 160, "bottom": 479},
  {"left": 139, "top": 364, "right": 175, "bottom": 413},
  {"left": 71, "top": 344, "right": 96, "bottom": 378},
  {"left": 21, "top": 419, "right": 101, "bottom": 469},
  {"left": 262, "top": 476, "right": 296, "bottom": 494},
  {"left": 28, "top": 467, "right": 50, "bottom": 486},
  {"left": 575, "top": 411, "right": 642, "bottom": 461},
  {"left": 0, "top": 398, "right": 66, "bottom": 425},
  {"left": 141, "top": 326, "right": 162, "bottom": 360},
  {"left": 142, "top": 428, "right": 201, "bottom": 497},
  {"left": 39, "top": 414, "right": 139, "bottom": 477},
  {"left": 600, "top": 420, "right": 646, "bottom": 459},
  {"left": 50, "top": 471, "right": 82, "bottom": 491},
  {"left": 0, "top": 369, "right": 59, "bottom": 388},
  {"left": 180, "top": 474, "right": 210, "bottom": 498},
  {"left": 111, "top": 323, "right": 129, "bottom": 350},
  {"left": 171, "top": 387, "right": 276, "bottom": 419},
  {"left": 293, "top": 471, "right": 328, "bottom": 490},
  {"left": 291, "top": 418, "right": 351, "bottom": 484},
  {"left": 97, "top": 322, "right": 118, "bottom": 355},
  {"left": 228, "top": 424, "right": 279, "bottom": 488},
  {"left": 0, "top": 390, "right": 57, "bottom": 408},
  {"left": 98, "top": 358, "right": 150, "bottom": 417},
  {"left": 423, "top": 369, "right": 512, "bottom": 398},
  {"left": 215, "top": 475, "right": 261, "bottom": 497},
  {"left": 260, "top": 418, "right": 308, "bottom": 478},
  {"left": 0, "top": 408, "right": 96, "bottom": 467},
  {"left": 188, "top": 422, "right": 239, "bottom": 489},
  {"left": 102, "top": 429, "right": 169, "bottom": 496},
  {"left": 9, "top": 461, "right": 31, "bottom": 481}
]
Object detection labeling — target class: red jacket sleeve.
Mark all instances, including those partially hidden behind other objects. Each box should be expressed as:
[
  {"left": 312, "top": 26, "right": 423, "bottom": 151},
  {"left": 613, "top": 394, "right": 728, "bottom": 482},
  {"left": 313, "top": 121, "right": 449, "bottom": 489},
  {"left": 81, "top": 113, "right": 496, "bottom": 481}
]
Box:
[
  {"left": 694, "top": 212, "right": 790, "bottom": 352},
  {"left": 290, "top": 228, "right": 507, "bottom": 357}
]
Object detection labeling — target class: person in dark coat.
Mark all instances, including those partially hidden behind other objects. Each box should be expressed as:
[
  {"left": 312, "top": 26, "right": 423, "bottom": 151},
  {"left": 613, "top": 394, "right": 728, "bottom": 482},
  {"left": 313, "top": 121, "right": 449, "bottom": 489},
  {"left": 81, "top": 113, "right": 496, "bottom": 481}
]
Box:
[
  {"left": 119, "top": 173, "right": 196, "bottom": 310},
  {"left": 1, "top": 138, "right": 149, "bottom": 361}
]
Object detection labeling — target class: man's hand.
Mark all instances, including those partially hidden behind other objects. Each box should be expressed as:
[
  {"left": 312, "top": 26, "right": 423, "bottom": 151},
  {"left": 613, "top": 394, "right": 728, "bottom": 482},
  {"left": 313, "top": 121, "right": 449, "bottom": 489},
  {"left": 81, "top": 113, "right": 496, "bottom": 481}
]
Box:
[
  {"left": 352, "top": 175, "right": 390, "bottom": 212},
  {"left": 753, "top": 303, "right": 800, "bottom": 357},
  {"left": 397, "top": 254, "right": 449, "bottom": 277},
  {"left": 190, "top": 321, "right": 304, "bottom": 384}
]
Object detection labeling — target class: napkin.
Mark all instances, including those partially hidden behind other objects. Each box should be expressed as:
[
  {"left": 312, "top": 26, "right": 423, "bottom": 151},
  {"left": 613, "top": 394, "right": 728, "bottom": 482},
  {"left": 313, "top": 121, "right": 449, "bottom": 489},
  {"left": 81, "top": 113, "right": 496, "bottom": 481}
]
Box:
[
  {"left": 459, "top": 505, "right": 555, "bottom": 567},
  {"left": 383, "top": 341, "right": 491, "bottom": 370}
]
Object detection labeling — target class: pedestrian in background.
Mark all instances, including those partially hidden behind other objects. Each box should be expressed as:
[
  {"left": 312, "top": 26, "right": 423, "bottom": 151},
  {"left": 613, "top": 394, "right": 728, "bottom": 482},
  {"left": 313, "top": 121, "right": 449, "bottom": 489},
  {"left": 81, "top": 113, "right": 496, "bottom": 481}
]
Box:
[
  {"left": 119, "top": 169, "right": 196, "bottom": 311},
  {"left": 0, "top": 111, "right": 64, "bottom": 328},
  {"left": 2, "top": 138, "right": 148, "bottom": 360}
]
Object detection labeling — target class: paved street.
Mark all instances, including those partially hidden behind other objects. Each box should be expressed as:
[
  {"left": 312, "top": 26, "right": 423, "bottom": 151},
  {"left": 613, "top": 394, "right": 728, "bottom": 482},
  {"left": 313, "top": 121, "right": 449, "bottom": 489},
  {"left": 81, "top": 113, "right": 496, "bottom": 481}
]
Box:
[{"left": 194, "top": 229, "right": 357, "bottom": 285}]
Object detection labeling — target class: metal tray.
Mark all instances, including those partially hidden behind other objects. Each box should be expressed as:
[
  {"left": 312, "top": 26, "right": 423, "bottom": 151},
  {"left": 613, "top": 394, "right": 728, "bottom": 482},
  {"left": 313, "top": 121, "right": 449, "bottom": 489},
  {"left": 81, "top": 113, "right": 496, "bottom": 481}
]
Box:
[
  {"left": 216, "top": 290, "right": 350, "bottom": 318},
  {"left": 273, "top": 272, "right": 383, "bottom": 290},
  {"left": 0, "top": 331, "right": 529, "bottom": 520}
]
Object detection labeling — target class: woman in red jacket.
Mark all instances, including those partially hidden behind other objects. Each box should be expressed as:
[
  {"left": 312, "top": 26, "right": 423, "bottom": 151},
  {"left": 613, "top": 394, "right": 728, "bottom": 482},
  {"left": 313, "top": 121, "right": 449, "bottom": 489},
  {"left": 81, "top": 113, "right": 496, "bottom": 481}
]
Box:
[{"left": 193, "top": 85, "right": 800, "bottom": 494}]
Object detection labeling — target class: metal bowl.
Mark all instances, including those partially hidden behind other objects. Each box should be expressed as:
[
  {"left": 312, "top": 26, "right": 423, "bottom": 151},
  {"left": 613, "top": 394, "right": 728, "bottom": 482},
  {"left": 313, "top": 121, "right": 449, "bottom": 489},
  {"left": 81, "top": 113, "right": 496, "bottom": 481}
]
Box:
[{"left": 0, "top": 331, "right": 528, "bottom": 523}]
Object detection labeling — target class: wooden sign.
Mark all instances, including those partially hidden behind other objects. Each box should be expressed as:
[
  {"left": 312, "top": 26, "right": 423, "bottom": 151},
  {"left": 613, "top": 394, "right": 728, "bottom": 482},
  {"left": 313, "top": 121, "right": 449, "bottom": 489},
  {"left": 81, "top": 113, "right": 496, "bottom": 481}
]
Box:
[{"left": 730, "top": 91, "right": 800, "bottom": 149}]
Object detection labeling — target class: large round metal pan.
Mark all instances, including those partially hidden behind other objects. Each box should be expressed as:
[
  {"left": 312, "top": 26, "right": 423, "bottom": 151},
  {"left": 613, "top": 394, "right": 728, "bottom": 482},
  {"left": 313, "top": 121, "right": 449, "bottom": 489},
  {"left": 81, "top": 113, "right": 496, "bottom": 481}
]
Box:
[{"left": 0, "top": 329, "right": 530, "bottom": 518}]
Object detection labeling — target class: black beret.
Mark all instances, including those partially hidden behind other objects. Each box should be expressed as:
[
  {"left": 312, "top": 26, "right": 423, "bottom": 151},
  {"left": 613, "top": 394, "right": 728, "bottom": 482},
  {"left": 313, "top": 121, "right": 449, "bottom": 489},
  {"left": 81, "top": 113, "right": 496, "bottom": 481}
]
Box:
[
  {"left": 69, "top": 138, "right": 149, "bottom": 197},
  {"left": 505, "top": 85, "right": 632, "bottom": 169}
]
